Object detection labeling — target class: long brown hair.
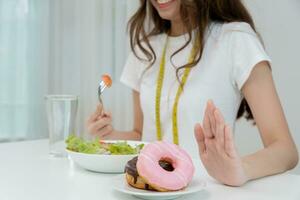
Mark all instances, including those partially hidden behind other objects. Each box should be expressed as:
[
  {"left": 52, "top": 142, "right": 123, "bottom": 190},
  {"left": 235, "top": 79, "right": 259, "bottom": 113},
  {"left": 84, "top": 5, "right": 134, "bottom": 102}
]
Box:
[{"left": 128, "top": 0, "right": 258, "bottom": 122}]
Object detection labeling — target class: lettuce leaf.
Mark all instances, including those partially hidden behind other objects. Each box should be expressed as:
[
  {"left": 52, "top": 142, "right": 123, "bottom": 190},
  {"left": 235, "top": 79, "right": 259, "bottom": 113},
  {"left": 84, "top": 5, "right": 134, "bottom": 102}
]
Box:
[{"left": 65, "top": 135, "right": 144, "bottom": 155}]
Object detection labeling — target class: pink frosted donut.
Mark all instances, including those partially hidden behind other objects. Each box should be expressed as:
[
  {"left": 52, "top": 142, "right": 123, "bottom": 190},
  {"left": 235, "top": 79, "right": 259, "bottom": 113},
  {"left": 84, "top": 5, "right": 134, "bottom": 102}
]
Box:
[{"left": 136, "top": 141, "right": 195, "bottom": 191}]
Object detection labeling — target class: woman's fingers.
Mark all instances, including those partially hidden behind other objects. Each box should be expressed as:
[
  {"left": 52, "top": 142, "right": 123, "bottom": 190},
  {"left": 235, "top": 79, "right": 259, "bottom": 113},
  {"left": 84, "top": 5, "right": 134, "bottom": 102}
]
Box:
[
  {"left": 194, "top": 123, "right": 206, "bottom": 154},
  {"left": 214, "top": 109, "right": 225, "bottom": 149},
  {"left": 97, "top": 111, "right": 111, "bottom": 120},
  {"left": 97, "top": 124, "right": 113, "bottom": 137},
  {"left": 94, "top": 117, "right": 112, "bottom": 131},
  {"left": 224, "top": 125, "right": 238, "bottom": 158},
  {"left": 207, "top": 100, "right": 217, "bottom": 134},
  {"left": 88, "top": 104, "right": 103, "bottom": 122},
  {"left": 104, "top": 111, "right": 111, "bottom": 118},
  {"left": 88, "top": 117, "right": 111, "bottom": 135},
  {"left": 203, "top": 103, "right": 214, "bottom": 138}
]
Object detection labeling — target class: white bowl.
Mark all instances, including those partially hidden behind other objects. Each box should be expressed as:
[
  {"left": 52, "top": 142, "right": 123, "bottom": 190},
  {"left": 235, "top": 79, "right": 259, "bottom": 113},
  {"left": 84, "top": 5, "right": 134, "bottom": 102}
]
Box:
[{"left": 66, "top": 140, "right": 146, "bottom": 173}]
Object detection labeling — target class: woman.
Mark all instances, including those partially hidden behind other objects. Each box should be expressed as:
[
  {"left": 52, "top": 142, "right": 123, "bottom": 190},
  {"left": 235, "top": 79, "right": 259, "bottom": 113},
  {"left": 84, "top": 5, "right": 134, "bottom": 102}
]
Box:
[{"left": 87, "top": 0, "right": 298, "bottom": 186}]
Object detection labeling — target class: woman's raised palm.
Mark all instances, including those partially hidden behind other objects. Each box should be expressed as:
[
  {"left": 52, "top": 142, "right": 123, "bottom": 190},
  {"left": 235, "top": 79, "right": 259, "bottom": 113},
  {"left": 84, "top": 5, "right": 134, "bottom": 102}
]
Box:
[{"left": 194, "top": 100, "right": 249, "bottom": 186}]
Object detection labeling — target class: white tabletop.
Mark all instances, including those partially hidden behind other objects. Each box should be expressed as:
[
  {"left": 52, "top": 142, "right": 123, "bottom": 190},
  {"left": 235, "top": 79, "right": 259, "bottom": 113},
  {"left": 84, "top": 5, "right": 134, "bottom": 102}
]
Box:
[{"left": 0, "top": 139, "right": 300, "bottom": 200}]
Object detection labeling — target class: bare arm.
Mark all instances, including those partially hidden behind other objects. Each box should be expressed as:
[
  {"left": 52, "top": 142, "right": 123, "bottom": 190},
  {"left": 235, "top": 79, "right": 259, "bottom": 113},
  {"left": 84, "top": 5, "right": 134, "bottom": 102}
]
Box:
[
  {"left": 194, "top": 61, "right": 298, "bottom": 186},
  {"left": 241, "top": 61, "right": 298, "bottom": 179},
  {"left": 105, "top": 90, "right": 143, "bottom": 140},
  {"left": 87, "top": 90, "right": 143, "bottom": 141}
]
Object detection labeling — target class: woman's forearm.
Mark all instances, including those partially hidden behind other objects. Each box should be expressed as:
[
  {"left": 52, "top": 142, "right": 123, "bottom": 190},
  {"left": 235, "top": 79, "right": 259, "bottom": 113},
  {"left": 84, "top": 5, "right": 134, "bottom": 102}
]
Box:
[
  {"left": 242, "top": 140, "right": 299, "bottom": 181},
  {"left": 104, "top": 130, "right": 142, "bottom": 141}
]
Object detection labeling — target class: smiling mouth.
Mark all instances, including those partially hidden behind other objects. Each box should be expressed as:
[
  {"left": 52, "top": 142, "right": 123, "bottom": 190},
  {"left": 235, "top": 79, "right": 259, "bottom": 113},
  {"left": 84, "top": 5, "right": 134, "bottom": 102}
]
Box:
[{"left": 156, "top": 0, "right": 176, "bottom": 9}]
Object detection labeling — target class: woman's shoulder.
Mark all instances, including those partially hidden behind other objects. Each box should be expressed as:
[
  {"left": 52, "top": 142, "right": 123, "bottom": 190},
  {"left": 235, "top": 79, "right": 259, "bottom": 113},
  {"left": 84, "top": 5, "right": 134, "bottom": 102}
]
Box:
[
  {"left": 221, "top": 22, "right": 257, "bottom": 36},
  {"left": 206, "top": 21, "right": 261, "bottom": 50},
  {"left": 209, "top": 22, "right": 258, "bottom": 40}
]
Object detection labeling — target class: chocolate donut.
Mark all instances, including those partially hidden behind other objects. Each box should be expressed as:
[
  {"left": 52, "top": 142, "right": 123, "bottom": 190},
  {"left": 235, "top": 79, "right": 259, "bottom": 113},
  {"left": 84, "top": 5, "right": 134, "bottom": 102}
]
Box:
[{"left": 124, "top": 156, "right": 174, "bottom": 191}]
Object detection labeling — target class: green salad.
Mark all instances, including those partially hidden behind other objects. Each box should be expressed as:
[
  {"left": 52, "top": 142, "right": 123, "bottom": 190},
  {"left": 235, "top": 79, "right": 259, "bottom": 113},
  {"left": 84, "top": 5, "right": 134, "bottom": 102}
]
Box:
[{"left": 65, "top": 135, "right": 144, "bottom": 155}]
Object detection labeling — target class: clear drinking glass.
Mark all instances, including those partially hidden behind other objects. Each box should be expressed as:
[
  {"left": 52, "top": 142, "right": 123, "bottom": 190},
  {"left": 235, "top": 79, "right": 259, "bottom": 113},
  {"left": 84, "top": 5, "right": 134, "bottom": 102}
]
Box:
[{"left": 45, "top": 95, "right": 78, "bottom": 157}]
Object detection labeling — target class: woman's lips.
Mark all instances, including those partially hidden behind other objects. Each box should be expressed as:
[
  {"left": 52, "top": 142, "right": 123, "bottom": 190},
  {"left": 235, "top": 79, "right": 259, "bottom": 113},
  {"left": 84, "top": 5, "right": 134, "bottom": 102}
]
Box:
[{"left": 156, "top": 0, "right": 176, "bottom": 9}]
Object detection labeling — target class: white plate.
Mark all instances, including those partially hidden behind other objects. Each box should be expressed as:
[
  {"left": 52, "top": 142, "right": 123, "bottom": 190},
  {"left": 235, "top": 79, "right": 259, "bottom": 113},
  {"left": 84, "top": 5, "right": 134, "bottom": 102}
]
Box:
[
  {"left": 112, "top": 174, "right": 206, "bottom": 200},
  {"left": 67, "top": 140, "right": 146, "bottom": 173}
]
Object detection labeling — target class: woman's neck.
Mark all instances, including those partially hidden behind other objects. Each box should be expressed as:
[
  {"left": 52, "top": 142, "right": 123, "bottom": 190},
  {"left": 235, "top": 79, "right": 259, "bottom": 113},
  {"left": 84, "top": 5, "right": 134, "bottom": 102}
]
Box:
[
  {"left": 169, "top": 18, "right": 186, "bottom": 37},
  {"left": 170, "top": 17, "right": 197, "bottom": 37}
]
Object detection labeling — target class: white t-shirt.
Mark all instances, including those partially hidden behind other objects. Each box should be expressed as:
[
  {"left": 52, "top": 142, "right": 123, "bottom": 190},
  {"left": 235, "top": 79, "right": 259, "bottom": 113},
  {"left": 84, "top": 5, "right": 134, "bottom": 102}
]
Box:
[{"left": 120, "top": 22, "right": 271, "bottom": 158}]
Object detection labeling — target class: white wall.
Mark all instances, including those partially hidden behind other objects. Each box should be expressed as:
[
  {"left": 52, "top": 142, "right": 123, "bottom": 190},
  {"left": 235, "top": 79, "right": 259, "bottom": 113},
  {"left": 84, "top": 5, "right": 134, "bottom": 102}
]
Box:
[{"left": 235, "top": 0, "right": 300, "bottom": 174}]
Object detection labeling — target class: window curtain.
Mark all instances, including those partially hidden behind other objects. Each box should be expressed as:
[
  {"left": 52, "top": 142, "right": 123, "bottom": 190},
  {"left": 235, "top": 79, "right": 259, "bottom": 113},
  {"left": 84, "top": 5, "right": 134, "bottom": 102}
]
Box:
[
  {"left": 0, "top": 0, "right": 139, "bottom": 141},
  {"left": 0, "top": 0, "right": 50, "bottom": 141}
]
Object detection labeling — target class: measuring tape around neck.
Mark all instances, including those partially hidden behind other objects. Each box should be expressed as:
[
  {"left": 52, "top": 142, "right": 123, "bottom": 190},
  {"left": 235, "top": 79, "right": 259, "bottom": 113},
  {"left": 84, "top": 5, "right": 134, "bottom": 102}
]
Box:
[{"left": 155, "top": 35, "right": 199, "bottom": 145}]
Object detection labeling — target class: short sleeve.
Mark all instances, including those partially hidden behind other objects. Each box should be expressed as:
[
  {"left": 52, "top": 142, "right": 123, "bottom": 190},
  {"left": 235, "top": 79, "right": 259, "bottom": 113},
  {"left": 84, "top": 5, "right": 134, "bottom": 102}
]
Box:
[
  {"left": 227, "top": 23, "right": 271, "bottom": 90},
  {"left": 120, "top": 51, "right": 145, "bottom": 92}
]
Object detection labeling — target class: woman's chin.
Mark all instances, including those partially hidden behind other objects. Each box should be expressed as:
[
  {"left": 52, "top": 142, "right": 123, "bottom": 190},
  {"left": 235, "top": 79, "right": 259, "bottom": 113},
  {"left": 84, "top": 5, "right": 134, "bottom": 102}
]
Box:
[
  {"left": 152, "top": 0, "right": 180, "bottom": 21},
  {"left": 157, "top": 8, "right": 180, "bottom": 22},
  {"left": 157, "top": 12, "right": 177, "bottom": 21}
]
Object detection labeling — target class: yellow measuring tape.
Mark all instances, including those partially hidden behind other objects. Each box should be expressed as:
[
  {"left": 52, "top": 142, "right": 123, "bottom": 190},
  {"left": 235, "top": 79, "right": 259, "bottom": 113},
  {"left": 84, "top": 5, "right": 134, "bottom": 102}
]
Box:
[{"left": 155, "top": 35, "right": 199, "bottom": 145}]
